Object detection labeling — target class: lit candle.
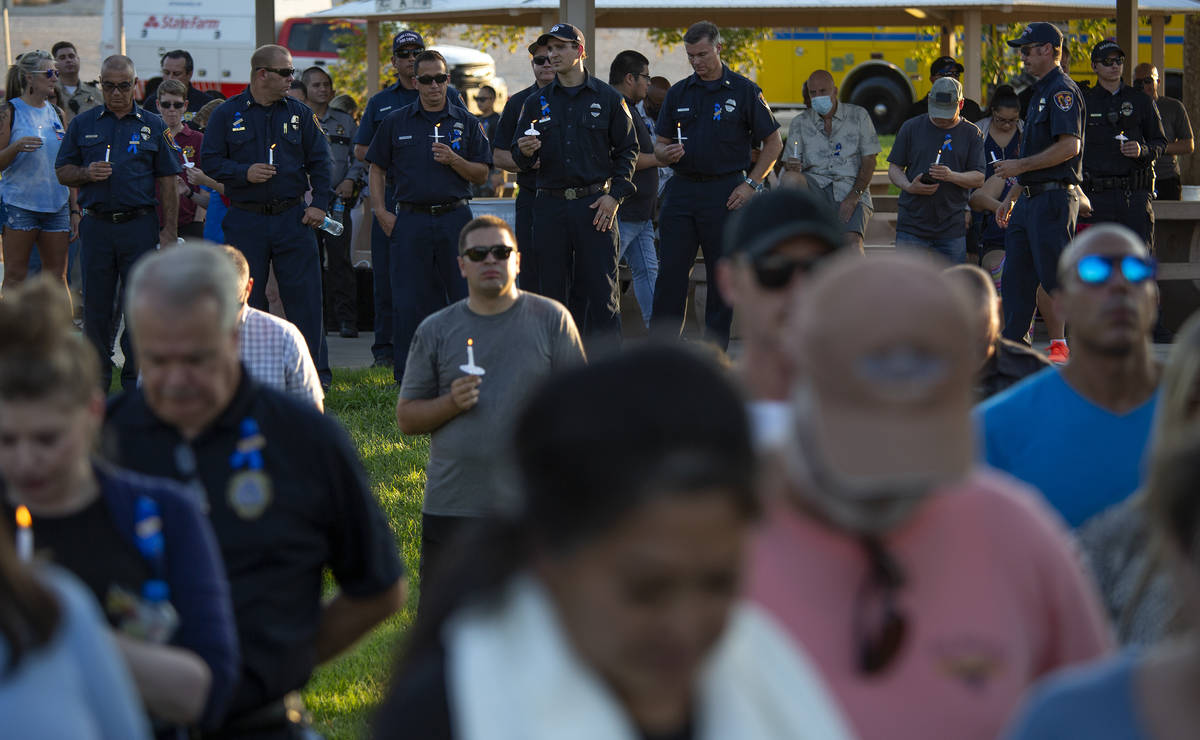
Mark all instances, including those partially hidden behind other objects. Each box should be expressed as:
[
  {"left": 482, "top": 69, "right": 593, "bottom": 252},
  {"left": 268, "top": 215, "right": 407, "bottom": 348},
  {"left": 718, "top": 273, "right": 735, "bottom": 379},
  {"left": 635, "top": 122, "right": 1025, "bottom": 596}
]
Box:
[
  {"left": 792, "top": 138, "right": 799, "bottom": 160},
  {"left": 15, "top": 506, "right": 32, "bottom": 563},
  {"left": 182, "top": 148, "right": 193, "bottom": 168},
  {"left": 431, "top": 123, "right": 443, "bottom": 145},
  {"left": 104, "top": 145, "right": 111, "bottom": 163},
  {"left": 524, "top": 118, "right": 540, "bottom": 136},
  {"left": 1115, "top": 133, "right": 1129, "bottom": 143},
  {"left": 268, "top": 143, "right": 276, "bottom": 166},
  {"left": 934, "top": 151, "right": 943, "bottom": 165},
  {"left": 675, "top": 122, "right": 687, "bottom": 146},
  {"left": 467, "top": 337, "right": 476, "bottom": 367}
]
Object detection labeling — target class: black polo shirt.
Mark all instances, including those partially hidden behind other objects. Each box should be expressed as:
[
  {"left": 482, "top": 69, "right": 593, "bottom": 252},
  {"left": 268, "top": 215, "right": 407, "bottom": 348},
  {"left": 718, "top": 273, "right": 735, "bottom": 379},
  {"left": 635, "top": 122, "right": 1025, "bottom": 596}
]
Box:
[
  {"left": 976, "top": 339, "right": 1053, "bottom": 401},
  {"left": 494, "top": 82, "right": 545, "bottom": 192},
  {"left": 1082, "top": 81, "right": 1166, "bottom": 179},
  {"left": 102, "top": 371, "right": 404, "bottom": 717}
]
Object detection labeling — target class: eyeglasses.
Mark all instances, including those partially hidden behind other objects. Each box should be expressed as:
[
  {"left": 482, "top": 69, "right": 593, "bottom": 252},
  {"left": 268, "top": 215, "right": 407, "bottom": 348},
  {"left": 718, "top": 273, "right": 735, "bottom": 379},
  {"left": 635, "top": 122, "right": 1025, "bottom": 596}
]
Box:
[
  {"left": 473, "top": 95, "right": 493, "bottom": 103},
  {"left": 394, "top": 49, "right": 424, "bottom": 59},
  {"left": 416, "top": 73, "right": 448, "bottom": 86},
  {"left": 1019, "top": 43, "right": 1045, "bottom": 57},
  {"left": 636, "top": 72, "right": 652, "bottom": 82},
  {"left": 1076, "top": 254, "right": 1157, "bottom": 285},
  {"left": 992, "top": 115, "right": 1020, "bottom": 125},
  {"left": 1133, "top": 76, "right": 1156, "bottom": 87},
  {"left": 43, "top": 68, "right": 59, "bottom": 79},
  {"left": 257, "top": 66, "right": 295, "bottom": 78},
  {"left": 854, "top": 537, "right": 909, "bottom": 676},
  {"left": 751, "top": 253, "right": 825, "bottom": 289},
  {"left": 159, "top": 100, "right": 186, "bottom": 110},
  {"left": 532, "top": 56, "right": 552, "bottom": 66},
  {"left": 462, "top": 244, "right": 514, "bottom": 262},
  {"left": 100, "top": 81, "right": 134, "bottom": 92},
  {"left": 1097, "top": 56, "right": 1125, "bottom": 68}
]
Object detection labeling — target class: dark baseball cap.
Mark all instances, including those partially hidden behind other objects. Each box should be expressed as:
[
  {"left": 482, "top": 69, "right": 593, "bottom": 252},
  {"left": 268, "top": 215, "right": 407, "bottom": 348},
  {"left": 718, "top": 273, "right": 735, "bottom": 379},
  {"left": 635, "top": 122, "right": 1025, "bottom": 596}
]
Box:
[
  {"left": 723, "top": 188, "right": 843, "bottom": 260},
  {"left": 392, "top": 30, "right": 425, "bottom": 52},
  {"left": 534, "top": 23, "right": 585, "bottom": 50},
  {"left": 1007, "top": 22, "right": 1063, "bottom": 48},
  {"left": 930, "top": 56, "right": 964, "bottom": 78},
  {"left": 1091, "top": 40, "right": 1125, "bottom": 63}
]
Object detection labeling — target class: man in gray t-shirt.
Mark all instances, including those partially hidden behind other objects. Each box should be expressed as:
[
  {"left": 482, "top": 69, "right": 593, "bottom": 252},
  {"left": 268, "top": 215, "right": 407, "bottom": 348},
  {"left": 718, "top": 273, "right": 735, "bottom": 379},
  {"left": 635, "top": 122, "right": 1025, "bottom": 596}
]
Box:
[
  {"left": 887, "top": 77, "right": 985, "bottom": 264},
  {"left": 397, "top": 214, "right": 585, "bottom": 584},
  {"left": 1132, "top": 63, "right": 1194, "bottom": 200}
]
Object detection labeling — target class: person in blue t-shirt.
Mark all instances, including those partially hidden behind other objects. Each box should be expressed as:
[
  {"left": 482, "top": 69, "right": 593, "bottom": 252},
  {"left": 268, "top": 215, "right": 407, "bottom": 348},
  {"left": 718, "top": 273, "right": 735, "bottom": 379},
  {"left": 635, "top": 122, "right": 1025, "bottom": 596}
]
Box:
[{"left": 976, "top": 223, "right": 1162, "bottom": 529}]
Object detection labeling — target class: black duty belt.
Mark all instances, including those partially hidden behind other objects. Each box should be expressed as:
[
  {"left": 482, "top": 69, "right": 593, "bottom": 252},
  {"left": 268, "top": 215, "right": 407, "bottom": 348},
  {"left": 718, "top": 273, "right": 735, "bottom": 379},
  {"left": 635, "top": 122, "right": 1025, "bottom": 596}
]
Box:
[
  {"left": 1083, "top": 169, "right": 1154, "bottom": 193},
  {"left": 394, "top": 199, "right": 468, "bottom": 216},
  {"left": 539, "top": 182, "right": 609, "bottom": 200},
  {"left": 1022, "top": 181, "right": 1071, "bottom": 199},
  {"left": 329, "top": 135, "right": 352, "bottom": 146},
  {"left": 82, "top": 207, "right": 151, "bottom": 224},
  {"left": 677, "top": 171, "right": 744, "bottom": 183},
  {"left": 230, "top": 197, "right": 304, "bottom": 215}
]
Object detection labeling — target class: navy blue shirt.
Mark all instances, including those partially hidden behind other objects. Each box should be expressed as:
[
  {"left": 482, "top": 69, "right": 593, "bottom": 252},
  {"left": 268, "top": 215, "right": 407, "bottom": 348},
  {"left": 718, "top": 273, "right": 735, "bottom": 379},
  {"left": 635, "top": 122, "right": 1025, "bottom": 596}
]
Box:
[
  {"left": 511, "top": 71, "right": 637, "bottom": 201},
  {"left": 494, "top": 82, "right": 545, "bottom": 191},
  {"left": 623, "top": 94, "right": 658, "bottom": 223},
  {"left": 56, "top": 103, "right": 181, "bottom": 210},
  {"left": 353, "top": 80, "right": 464, "bottom": 149},
  {"left": 1019, "top": 67, "right": 1085, "bottom": 185},
  {"left": 200, "top": 89, "right": 333, "bottom": 211},
  {"left": 1082, "top": 81, "right": 1166, "bottom": 178},
  {"left": 655, "top": 65, "right": 779, "bottom": 178},
  {"left": 365, "top": 100, "right": 492, "bottom": 205}
]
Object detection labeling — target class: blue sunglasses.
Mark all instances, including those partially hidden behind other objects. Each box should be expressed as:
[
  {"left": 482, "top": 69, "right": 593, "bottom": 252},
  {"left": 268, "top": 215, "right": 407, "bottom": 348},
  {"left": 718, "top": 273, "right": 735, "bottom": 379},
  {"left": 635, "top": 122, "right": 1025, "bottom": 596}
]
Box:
[{"left": 1076, "top": 254, "right": 1157, "bottom": 285}]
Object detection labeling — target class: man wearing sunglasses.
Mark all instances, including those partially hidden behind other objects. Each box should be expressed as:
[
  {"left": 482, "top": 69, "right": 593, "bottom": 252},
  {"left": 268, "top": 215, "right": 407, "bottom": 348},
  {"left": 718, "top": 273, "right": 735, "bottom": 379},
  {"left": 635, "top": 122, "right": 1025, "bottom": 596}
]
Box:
[
  {"left": 903, "top": 56, "right": 984, "bottom": 123},
  {"left": 1078, "top": 41, "right": 1165, "bottom": 252},
  {"left": 354, "top": 30, "right": 465, "bottom": 370},
  {"left": 713, "top": 187, "right": 843, "bottom": 449},
  {"left": 366, "top": 50, "right": 491, "bottom": 385},
  {"left": 1132, "top": 63, "right": 1192, "bottom": 201},
  {"left": 55, "top": 54, "right": 181, "bottom": 391},
  {"left": 993, "top": 22, "right": 1084, "bottom": 366},
  {"left": 979, "top": 224, "right": 1162, "bottom": 530},
  {"left": 492, "top": 41, "right": 557, "bottom": 292},
  {"left": 748, "top": 250, "right": 1110, "bottom": 740},
  {"left": 396, "top": 214, "right": 584, "bottom": 587},
  {"left": 201, "top": 44, "right": 334, "bottom": 390}
]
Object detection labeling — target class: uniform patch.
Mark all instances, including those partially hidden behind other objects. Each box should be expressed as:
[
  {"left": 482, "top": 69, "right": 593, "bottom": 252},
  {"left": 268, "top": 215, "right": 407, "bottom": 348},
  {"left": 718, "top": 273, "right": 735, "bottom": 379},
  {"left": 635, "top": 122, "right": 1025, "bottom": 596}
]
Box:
[
  {"left": 1120, "top": 101, "right": 1134, "bottom": 117},
  {"left": 140, "top": 125, "right": 151, "bottom": 141},
  {"left": 1054, "top": 91, "right": 1074, "bottom": 112},
  {"left": 227, "top": 471, "right": 273, "bottom": 520},
  {"left": 724, "top": 97, "right": 736, "bottom": 113},
  {"left": 590, "top": 101, "right": 601, "bottom": 118},
  {"left": 313, "top": 112, "right": 324, "bottom": 132}
]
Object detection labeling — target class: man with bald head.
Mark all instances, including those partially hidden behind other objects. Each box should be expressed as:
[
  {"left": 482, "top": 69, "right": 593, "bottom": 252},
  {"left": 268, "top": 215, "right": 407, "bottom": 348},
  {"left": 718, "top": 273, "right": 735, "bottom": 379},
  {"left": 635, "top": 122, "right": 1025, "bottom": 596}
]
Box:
[
  {"left": 977, "top": 224, "right": 1162, "bottom": 528},
  {"left": 1132, "top": 62, "right": 1193, "bottom": 200},
  {"left": 56, "top": 53, "right": 181, "bottom": 390},
  {"left": 781, "top": 68, "right": 881, "bottom": 253}
]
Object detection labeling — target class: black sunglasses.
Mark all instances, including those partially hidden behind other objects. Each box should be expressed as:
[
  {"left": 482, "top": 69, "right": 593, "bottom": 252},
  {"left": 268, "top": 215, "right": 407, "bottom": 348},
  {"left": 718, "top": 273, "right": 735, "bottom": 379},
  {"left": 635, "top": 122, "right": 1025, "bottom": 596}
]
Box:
[
  {"left": 473, "top": 94, "right": 493, "bottom": 102},
  {"left": 394, "top": 49, "right": 424, "bottom": 59},
  {"left": 532, "top": 55, "right": 551, "bottom": 66},
  {"left": 1133, "top": 76, "right": 1156, "bottom": 87},
  {"left": 1097, "top": 56, "right": 1125, "bottom": 67},
  {"left": 257, "top": 66, "right": 295, "bottom": 78},
  {"left": 751, "top": 253, "right": 825, "bottom": 289},
  {"left": 416, "top": 73, "right": 449, "bottom": 86},
  {"left": 854, "top": 537, "right": 909, "bottom": 676},
  {"left": 100, "top": 81, "right": 134, "bottom": 92},
  {"left": 159, "top": 100, "right": 186, "bottom": 110},
  {"left": 462, "top": 244, "right": 514, "bottom": 262}
]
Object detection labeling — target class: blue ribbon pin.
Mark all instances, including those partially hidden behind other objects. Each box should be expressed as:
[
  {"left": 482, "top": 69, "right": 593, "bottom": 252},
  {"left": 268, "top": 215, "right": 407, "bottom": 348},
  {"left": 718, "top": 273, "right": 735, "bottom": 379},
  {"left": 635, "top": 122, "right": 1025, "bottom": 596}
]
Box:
[
  {"left": 834, "top": 142, "right": 843, "bottom": 157},
  {"left": 229, "top": 418, "right": 266, "bottom": 471},
  {"left": 127, "top": 134, "right": 139, "bottom": 153},
  {"left": 712, "top": 102, "right": 722, "bottom": 121},
  {"left": 539, "top": 95, "right": 550, "bottom": 118}
]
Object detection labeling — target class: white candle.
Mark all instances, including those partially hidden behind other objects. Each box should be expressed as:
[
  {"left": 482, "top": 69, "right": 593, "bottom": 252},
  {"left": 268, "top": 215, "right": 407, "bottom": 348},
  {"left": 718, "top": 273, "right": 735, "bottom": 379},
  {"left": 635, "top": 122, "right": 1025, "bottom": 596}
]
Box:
[
  {"left": 431, "top": 123, "right": 443, "bottom": 145},
  {"left": 104, "top": 145, "right": 111, "bottom": 163},
  {"left": 934, "top": 151, "right": 943, "bottom": 166},
  {"left": 524, "top": 119, "right": 540, "bottom": 136},
  {"left": 268, "top": 144, "right": 276, "bottom": 166},
  {"left": 989, "top": 151, "right": 1000, "bottom": 164},
  {"left": 466, "top": 337, "right": 475, "bottom": 367},
  {"left": 675, "top": 122, "right": 687, "bottom": 146},
  {"left": 1115, "top": 133, "right": 1129, "bottom": 142},
  {"left": 182, "top": 148, "right": 193, "bottom": 168},
  {"left": 15, "top": 506, "right": 32, "bottom": 563}
]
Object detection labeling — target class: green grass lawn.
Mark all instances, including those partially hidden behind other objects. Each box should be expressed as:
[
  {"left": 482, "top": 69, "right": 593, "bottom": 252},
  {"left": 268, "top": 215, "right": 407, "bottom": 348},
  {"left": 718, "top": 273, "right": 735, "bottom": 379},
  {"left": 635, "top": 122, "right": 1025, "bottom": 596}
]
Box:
[{"left": 303, "top": 367, "right": 428, "bottom": 739}]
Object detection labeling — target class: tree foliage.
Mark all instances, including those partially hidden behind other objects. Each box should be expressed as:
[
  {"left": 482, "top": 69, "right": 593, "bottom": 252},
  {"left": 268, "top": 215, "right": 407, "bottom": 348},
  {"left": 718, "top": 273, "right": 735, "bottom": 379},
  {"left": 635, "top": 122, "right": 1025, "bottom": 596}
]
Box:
[
  {"left": 647, "top": 26, "right": 773, "bottom": 76},
  {"left": 327, "top": 22, "right": 445, "bottom": 106}
]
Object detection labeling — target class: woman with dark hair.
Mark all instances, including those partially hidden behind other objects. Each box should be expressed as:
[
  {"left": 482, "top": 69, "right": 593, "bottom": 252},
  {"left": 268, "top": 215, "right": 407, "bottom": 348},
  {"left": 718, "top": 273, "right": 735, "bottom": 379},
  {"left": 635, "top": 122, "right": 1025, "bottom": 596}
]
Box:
[
  {"left": 0, "top": 50, "right": 75, "bottom": 301},
  {"left": 0, "top": 503, "right": 149, "bottom": 737},
  {"left": 968, "top": 85, "right": 1023, "bottom": 287},
  {"left": 0, "top": 277, "right": 239, "bottom": 738},
  {"left": 1006, "top": 423, "right": 1200, "bottom": 738},
  {"left": 375, "top": 345, "right": 851, "bottom": 739}
]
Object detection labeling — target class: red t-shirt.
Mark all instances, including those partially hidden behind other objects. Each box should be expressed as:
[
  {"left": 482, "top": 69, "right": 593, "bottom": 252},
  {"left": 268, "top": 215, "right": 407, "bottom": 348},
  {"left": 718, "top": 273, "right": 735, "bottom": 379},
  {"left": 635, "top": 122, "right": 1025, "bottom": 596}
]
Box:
[{"left": 156, "top": 126, "right": 203, "bottom": 227}]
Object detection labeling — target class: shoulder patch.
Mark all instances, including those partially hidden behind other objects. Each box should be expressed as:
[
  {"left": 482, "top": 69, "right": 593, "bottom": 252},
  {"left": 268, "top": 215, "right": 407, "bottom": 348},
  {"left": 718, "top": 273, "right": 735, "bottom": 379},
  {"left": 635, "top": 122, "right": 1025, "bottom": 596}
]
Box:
[
  {"left": 619, "top": 97, "right": 632, "bottom": 120},
  {"left": 1054, "top": 91, "right": 1074, "bottom": 112},
  {"left": 313, "top": 112, "right": 325, "bottom": 133}
]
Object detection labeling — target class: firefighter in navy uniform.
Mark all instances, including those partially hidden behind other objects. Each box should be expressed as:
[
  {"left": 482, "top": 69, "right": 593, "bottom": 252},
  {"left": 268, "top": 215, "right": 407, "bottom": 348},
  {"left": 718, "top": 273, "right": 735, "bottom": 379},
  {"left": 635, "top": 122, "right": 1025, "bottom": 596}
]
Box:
[{"left": 1080, "top": 40, "right": 1166, "bottom": 249}]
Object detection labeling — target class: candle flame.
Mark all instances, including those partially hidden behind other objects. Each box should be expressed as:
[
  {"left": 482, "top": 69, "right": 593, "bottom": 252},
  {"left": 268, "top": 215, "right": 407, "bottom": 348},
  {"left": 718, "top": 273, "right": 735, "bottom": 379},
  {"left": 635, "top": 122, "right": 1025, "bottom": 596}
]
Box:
[
  {"left": 270, "top": 143, "right": 277, "bottom": 150},
  {"left": 467, "top": 338, "right": 474, "bottom": 347},
  {"left": 15, "top": 506, "right": 30, "bottom": 528}
]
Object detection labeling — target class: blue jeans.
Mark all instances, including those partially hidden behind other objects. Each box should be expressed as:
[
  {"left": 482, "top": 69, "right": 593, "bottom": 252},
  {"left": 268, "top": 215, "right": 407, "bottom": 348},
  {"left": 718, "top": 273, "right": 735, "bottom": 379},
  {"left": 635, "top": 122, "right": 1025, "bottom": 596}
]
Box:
[
  {"left": 895, "top": 230, "right": 967, "bottom": 264},
  {"left": 617, "top": 219, "right": 657, "bottom": 327}
]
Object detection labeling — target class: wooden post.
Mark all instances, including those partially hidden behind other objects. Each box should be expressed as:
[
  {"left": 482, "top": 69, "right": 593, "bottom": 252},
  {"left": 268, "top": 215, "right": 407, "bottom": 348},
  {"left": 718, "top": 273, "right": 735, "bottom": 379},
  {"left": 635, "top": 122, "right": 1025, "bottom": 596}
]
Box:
[
  {"left": 964, "top": 10, "right": 982, "bottom": 103},
  {"left": 255, "top": 0, "right": 275, "bottom": 48},
  {"left": 1115, "top": 0, "right": 1139, "bottom": 84},
  {"left": 366, "top": 20, "right": 380, "bottom": 95},
  {"left": 1151, "top": 15, "right": 1166, "bottom": 77},
  {"left": 940, "top": 24, "right": 956, "bottom": 58},
  {"left": 561, "top": 0, "right": 596, "bottom": 75}
]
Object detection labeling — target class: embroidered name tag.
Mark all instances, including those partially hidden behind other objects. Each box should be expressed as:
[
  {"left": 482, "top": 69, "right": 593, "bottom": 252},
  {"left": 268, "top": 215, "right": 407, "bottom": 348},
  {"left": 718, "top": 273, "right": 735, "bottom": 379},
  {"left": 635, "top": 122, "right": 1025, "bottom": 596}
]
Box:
[{"left": 397, "top": 134, "right": 413, "bottom": 141}]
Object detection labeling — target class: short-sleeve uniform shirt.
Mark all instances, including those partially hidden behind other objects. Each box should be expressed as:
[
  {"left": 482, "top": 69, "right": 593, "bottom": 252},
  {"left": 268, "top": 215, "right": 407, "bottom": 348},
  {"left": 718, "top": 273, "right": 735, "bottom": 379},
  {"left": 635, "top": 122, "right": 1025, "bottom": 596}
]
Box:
[
  {"left": 1019, "top": 67, "right": 1085, "bottom": 185},
  {"left": 365, "top": 101, "right": 492, "bottom": 205},
  {"left": 56, "top": 104, "right": 181, "bottom": 210},
  {"left": 787, "top": 103, "right": 882, "bottom": 204}
]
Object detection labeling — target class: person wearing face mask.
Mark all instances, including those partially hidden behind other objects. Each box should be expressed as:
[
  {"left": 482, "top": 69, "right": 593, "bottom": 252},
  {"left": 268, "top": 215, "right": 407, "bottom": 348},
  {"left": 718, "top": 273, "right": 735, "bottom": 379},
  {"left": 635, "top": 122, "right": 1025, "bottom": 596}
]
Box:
[
  {"left": 746, "top": 251, "right": 1111, "bottom": 740},
  {"left": 781, "top": 69, "right": 880, "bottom": 254}
]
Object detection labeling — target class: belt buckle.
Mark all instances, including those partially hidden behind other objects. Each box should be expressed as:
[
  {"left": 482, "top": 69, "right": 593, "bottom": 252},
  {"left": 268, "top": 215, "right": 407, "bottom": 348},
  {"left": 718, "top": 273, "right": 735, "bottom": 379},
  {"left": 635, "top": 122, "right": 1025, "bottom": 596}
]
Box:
[
  {"left": 1022, "top": 186, "right": 1032, "bottom": 199},
  {"left": 564, "top": 187, "right": 578, "bottom": 201}
]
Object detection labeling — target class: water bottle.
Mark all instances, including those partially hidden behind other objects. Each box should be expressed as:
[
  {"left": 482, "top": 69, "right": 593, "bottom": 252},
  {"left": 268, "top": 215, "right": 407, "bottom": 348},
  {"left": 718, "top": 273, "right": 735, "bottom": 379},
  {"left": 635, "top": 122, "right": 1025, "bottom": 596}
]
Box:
[{"left": 321, "top": 211, "right": 344, "bottom": 237}]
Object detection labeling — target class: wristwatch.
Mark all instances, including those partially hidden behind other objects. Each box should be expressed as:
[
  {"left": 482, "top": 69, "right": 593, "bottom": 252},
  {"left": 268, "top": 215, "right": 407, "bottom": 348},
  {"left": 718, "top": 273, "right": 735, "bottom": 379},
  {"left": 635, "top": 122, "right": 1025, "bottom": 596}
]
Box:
[
  {"left": 743, "top": 176, "right": 765, "bottom": 192},
  {"left": 852, "top": 186, "right": 866, "bottom": 196}
]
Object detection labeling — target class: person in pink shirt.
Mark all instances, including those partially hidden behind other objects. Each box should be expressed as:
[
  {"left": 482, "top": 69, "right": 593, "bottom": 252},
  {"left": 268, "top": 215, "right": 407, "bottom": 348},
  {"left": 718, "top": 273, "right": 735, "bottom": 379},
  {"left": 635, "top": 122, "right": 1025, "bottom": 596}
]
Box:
[{"left": 746, "top": 251, "right": 1112, "bottom": 740}]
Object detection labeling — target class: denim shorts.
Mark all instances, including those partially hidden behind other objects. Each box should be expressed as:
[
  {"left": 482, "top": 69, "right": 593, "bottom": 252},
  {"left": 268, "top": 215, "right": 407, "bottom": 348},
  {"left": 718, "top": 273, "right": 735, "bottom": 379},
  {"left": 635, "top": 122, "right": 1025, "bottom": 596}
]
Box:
[{"left": 6, "top": 202, "right": 70, "bottom": 233}]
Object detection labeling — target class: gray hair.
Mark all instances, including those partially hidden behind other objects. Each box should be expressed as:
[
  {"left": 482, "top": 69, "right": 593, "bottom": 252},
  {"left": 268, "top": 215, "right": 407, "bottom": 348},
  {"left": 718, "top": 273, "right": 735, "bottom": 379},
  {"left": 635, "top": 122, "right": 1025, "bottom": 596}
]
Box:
[
  {"left": 126, "top": 241, "right": 243, "bottom": 335},
  {"left": 100, "top": 54, "right": 136, "bottom": 77},
  {"left": 6, "top": 50, "right": 53, "bottom": 102}
]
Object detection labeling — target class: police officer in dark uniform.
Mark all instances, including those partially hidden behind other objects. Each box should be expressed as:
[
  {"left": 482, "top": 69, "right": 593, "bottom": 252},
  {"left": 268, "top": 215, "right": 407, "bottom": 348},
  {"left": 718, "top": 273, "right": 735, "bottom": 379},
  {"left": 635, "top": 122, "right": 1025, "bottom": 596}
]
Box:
[
  {"left": 353, "top": 30, "right": 465, "bottom": 368},
  {"left": 55, "top": 54, "right": 180, "bottom": 391},
  {"left": 493, "top": 41, "right": 556, "bottom": 291},
  {"left": 366, "top": 50, "right": 491, "bottom": 383},
  {"left": 994, "top": 23, "right": 1084, "bottom": 359},
  {"left": 105, "top": 244, "right": 406, "bottom": 740},
  {"left": 303, "top": 65, "right": 366, "bottom": 338},
  {"left": 512, "top": 22, "right": 636, "bottom": 346},
  {"left": 650, "top": 20, "right": 781, "bottom": 349},
  {"left": 1080, "top": 40, "right": 1166, "bottom": 250},
  {"left": 201, "top": 44, "right": 333, "bottom": 387}
]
